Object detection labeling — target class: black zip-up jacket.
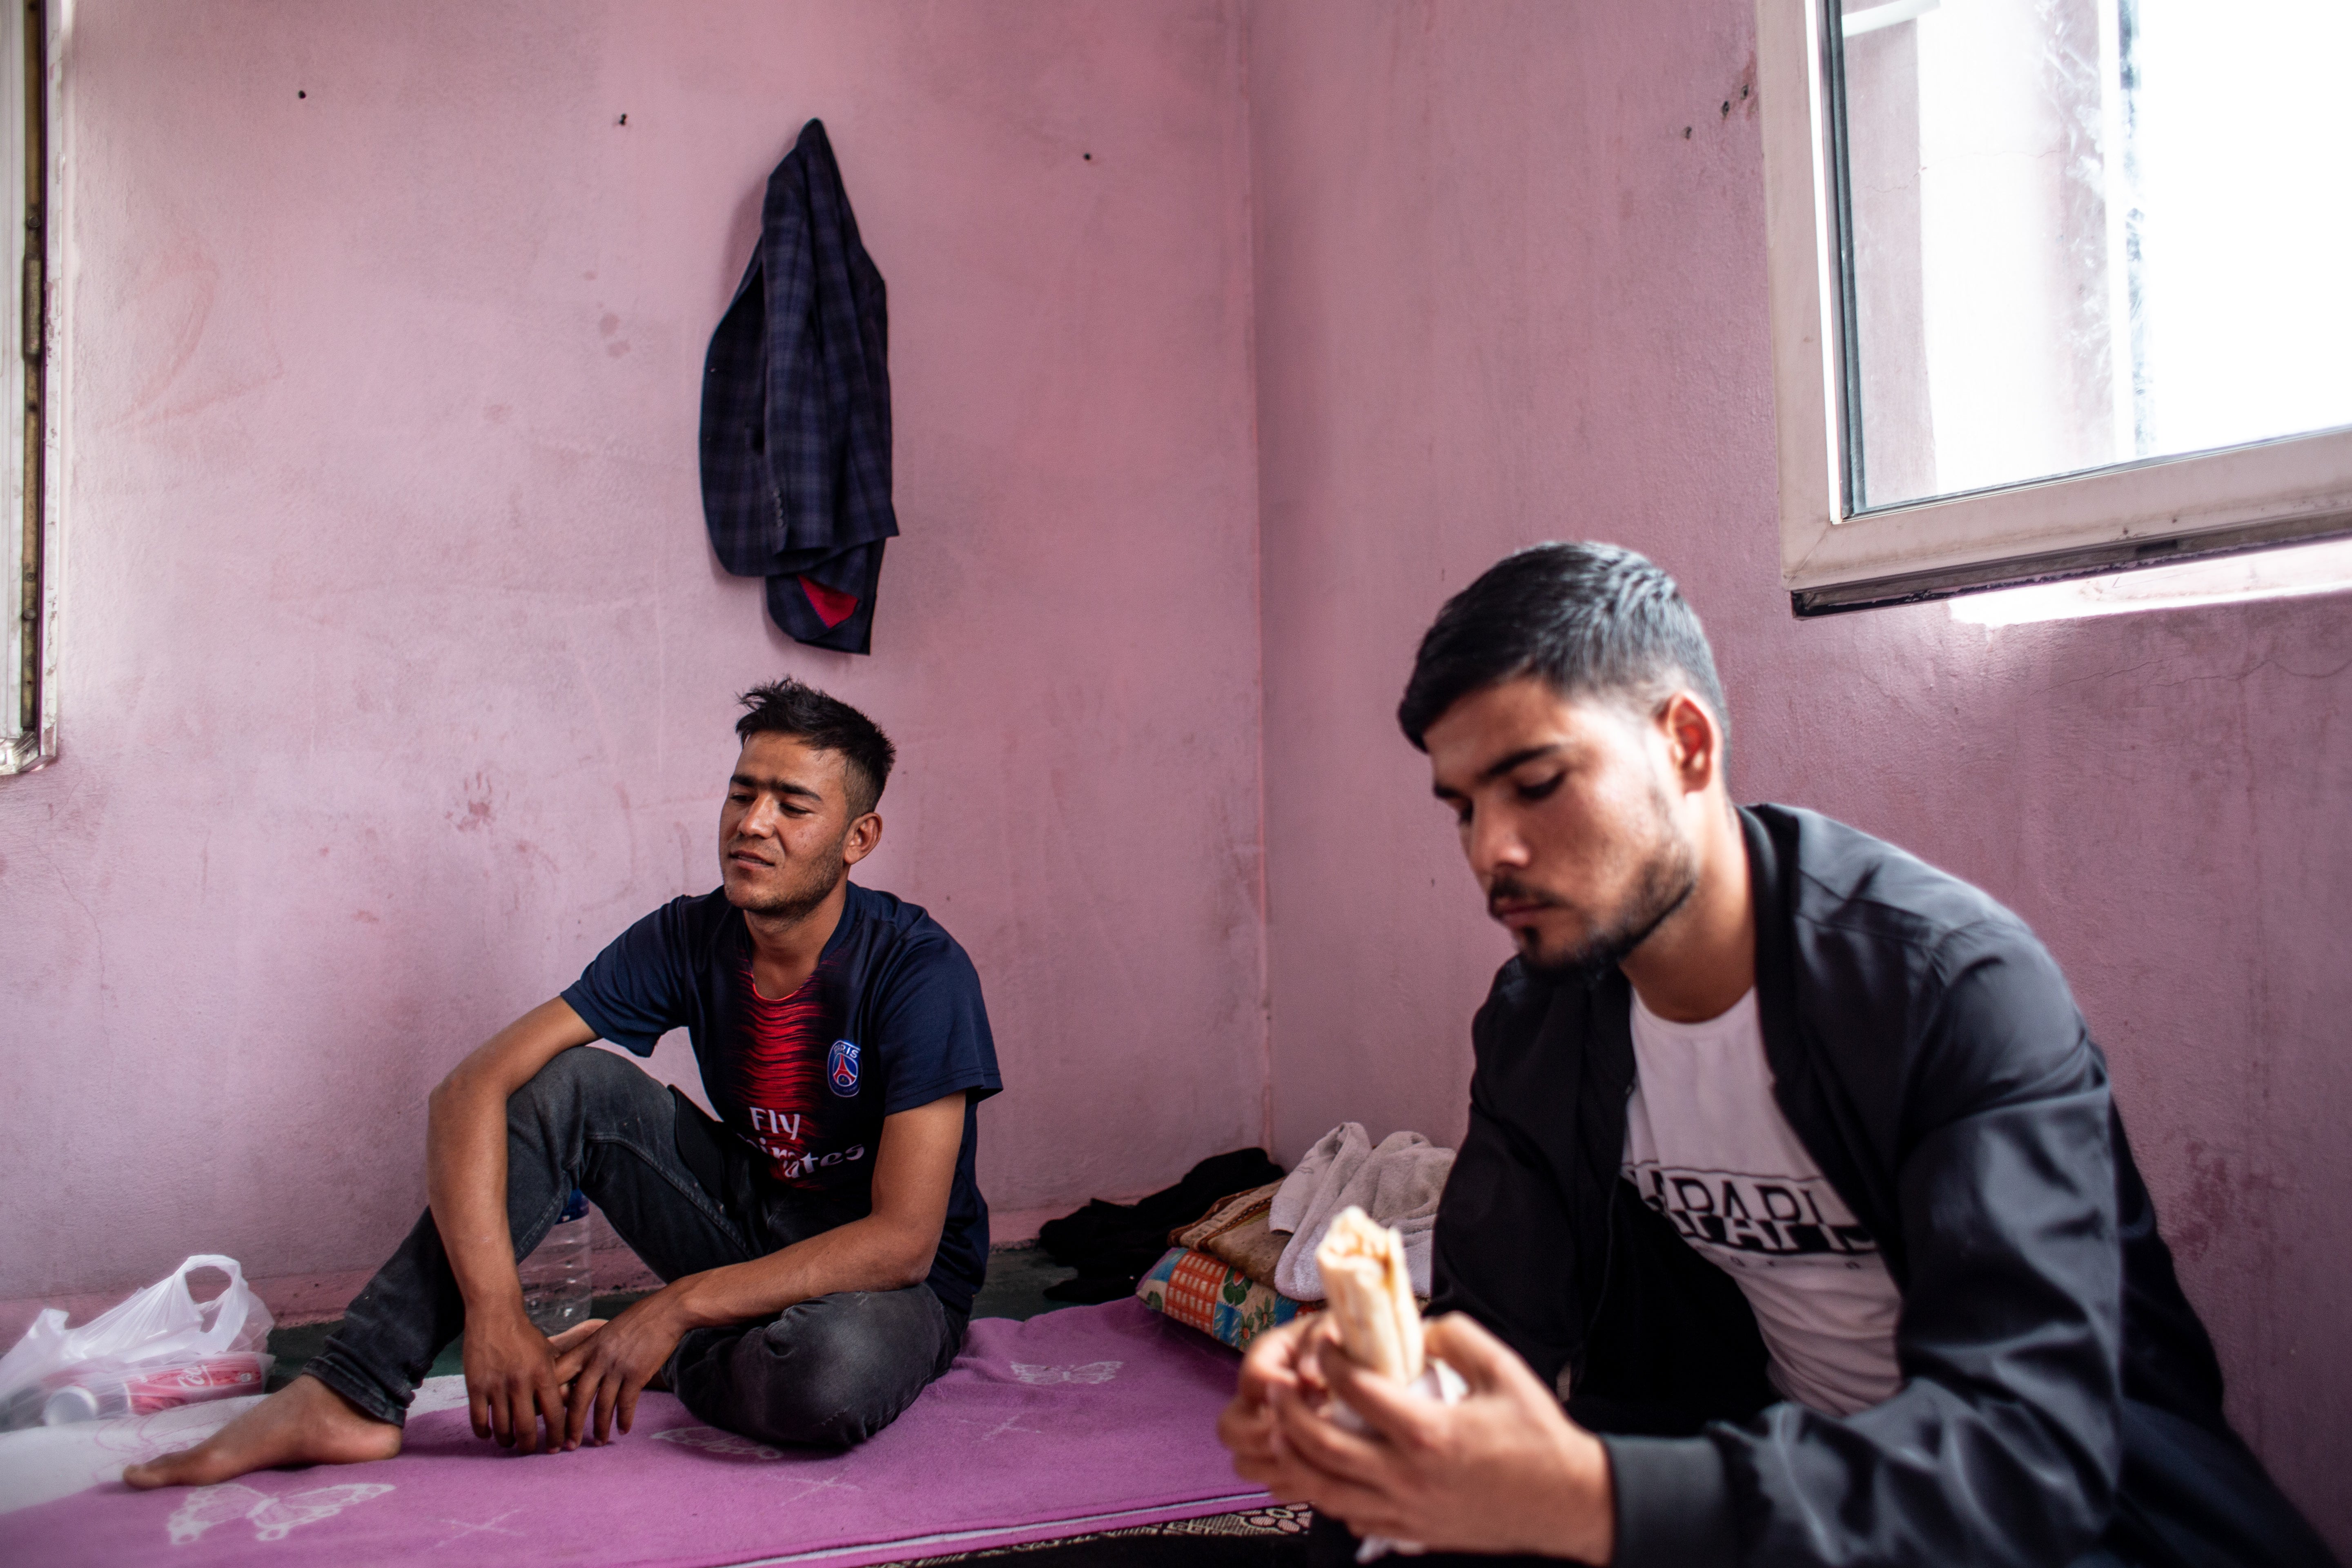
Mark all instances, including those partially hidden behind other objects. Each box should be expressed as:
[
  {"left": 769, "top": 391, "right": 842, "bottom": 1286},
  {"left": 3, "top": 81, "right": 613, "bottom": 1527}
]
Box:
[{"left": 1430, "top": 805, "right": 2330, "bottom": 1568}]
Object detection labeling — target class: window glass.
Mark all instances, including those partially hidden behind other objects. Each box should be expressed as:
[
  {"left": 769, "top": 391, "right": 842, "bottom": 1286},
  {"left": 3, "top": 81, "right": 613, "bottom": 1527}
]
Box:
[{"left": 1836, "top": 0, "right": 2352, "bottom": 513}]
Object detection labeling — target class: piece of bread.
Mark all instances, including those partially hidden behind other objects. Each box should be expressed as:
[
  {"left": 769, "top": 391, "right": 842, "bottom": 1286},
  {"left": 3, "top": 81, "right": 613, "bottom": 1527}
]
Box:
[{"left": 1313, "top": 1205, "right": 1424, "bottom": 1383}]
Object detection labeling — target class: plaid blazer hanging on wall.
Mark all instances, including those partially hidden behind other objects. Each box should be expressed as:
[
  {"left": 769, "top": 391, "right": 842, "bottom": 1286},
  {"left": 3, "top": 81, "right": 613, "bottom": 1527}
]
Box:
[{"left": 700, "top": 119, "right": 896, "bottom": 654}]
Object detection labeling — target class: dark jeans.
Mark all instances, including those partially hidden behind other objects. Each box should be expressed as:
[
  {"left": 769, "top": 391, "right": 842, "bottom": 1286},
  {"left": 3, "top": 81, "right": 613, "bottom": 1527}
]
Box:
[{"left": 305, "top": 1047, "right": 963, "bottom": 1448}]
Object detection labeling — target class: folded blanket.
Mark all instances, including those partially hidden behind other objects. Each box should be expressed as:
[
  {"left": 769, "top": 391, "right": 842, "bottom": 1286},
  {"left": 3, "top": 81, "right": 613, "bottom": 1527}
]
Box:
[
  {"left": 1135, "top": 1247, "right": 1319, "bottom": 1353},
  {"left": 1170, "top": 1181, "right": 1285, "bottom": 1287},
  {"left": 1270, "top": 1124, "right": 1454, "bottom": 1301}
]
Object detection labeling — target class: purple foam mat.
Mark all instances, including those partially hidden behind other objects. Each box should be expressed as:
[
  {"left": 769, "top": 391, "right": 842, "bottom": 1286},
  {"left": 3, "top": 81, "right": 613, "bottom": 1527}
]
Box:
[{"left": 7, "top": 1299, "right": 1270, "bottom": 1567}]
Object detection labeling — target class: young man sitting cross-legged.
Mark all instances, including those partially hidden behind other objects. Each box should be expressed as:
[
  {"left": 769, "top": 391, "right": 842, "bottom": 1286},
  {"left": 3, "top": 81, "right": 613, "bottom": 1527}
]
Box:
[{"left": 129, "top": 679, "right": 1002, "bottom": 1487}]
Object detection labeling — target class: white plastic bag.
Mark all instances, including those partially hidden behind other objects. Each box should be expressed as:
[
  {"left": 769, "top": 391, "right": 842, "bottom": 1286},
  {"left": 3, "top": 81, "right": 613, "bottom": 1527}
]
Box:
[{"left": 0, "top": 1255, "right": 274, "bottom": 1430}]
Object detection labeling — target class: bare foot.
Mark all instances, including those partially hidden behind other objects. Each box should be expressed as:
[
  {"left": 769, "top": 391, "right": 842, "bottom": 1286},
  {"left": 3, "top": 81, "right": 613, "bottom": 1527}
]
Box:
[{"left": 121, "top": 1374, "right": 401, "bottom": 1490}]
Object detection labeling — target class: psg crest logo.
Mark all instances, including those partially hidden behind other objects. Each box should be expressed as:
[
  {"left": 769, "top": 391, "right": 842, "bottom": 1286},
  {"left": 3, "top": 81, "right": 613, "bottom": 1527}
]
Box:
[{"left": 826, "top": 1039, "right": 861, "bottom": 1096}]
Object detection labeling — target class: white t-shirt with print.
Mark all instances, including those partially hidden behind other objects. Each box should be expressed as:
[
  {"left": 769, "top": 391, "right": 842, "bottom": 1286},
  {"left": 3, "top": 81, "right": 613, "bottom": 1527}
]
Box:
[{"left": 1619, "top": 987, "right": 1903, "bottom": 1417}]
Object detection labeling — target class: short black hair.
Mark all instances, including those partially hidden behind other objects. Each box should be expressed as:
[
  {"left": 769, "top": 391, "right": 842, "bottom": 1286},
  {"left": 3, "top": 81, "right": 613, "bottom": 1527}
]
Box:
[
  {"left": 1397, "top": 542, "right": 1728, "bottom": 751},
  {"left": 735, "top": 679, "right": 897, "bottom": 815}
]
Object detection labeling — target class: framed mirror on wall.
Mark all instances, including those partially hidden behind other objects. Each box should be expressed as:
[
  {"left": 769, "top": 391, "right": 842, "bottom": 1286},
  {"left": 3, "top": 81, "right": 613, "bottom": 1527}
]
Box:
[
  {"left": 1758, "top": 0, "right": 2352, "bottom": 615},
  {"left": 2, "top": 0, "right": 52, "bottom": 775}
]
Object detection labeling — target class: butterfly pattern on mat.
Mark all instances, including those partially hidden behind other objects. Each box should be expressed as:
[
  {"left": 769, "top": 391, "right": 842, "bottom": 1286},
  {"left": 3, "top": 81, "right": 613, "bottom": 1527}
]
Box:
[
  {"left": 1010, "top": 1361, "right": 1122, "bottom": 1385},
  {"left": 651, "top": 1425, "right": 785, "bottom": 1461},
  {"left": 166, "top": 1481, "right": 395, "bottom": 1544}
]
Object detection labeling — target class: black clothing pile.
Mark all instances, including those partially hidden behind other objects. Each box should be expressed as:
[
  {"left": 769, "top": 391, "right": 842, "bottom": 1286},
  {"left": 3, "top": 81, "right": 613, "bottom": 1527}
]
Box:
[{"left": 1037, "top": 1149, "right": 1285, "bottom": 1304}]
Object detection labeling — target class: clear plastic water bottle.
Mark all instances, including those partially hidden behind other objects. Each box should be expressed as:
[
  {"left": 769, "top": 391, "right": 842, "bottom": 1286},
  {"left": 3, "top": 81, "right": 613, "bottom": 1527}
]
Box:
[{"left": 520, "top": 1188, "right": 592, "bottom": 1336}]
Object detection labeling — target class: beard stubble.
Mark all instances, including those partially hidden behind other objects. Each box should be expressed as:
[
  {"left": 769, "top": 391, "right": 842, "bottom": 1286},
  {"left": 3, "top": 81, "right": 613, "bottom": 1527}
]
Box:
[
  {"left": 1503, "top": 793, "right": 1700, "bottom": 982},
  {"left": 732, "top": 834, "right": 851, "bottom": 924}
]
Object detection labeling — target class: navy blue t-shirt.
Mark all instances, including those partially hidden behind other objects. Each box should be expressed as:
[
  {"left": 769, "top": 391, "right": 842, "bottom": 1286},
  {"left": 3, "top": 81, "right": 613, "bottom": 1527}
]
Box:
[{"left": 560, "top": 882, "right": 1002, "bottom": 1315}]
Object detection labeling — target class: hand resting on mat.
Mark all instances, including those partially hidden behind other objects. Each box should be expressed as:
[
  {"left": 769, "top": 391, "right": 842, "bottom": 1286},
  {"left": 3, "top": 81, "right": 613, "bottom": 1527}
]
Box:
[
  {"left": 1218, "top": 1312, "right": 1615, "bottom": 1562},
  {"left": 547, "top": 1089, "right": 970, "bottom": 1451},
  {"left": 552, "top": 1294, "right": 682, "bottom": 1448},
  {"left": 463, "top": 1304, "right": 607, "bottom": 1453}
]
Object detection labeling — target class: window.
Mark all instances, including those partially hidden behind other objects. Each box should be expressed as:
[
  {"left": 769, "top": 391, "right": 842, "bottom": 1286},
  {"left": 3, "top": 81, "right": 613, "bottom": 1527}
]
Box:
[
  {"left": 1, "top": 0, "right": 48, "bottom": 772},
  {"left": 1758, "top": 0, "right": 2352, "bottom": 614}
]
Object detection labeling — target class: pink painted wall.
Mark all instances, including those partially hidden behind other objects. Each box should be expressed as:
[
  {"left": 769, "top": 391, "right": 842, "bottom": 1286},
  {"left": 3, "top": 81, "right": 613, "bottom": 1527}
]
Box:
[
  {"left": 0, "top": 0, "right": 1265, "bottom": 1308},
  {"left": 6, "top": 1, "right": 2343, "bottom": 1550},
  {"left": 1246, "top": 0, "right": 2350, "bottom": 1551}
]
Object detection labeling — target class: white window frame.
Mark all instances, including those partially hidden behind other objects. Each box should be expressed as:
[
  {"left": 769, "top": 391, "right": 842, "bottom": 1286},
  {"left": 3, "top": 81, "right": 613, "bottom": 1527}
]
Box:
[
  {"left": 0, "top": 0, "right": 52, "bottom": 774},
  {"left": 1757, "top": 0, "right": 2352, "bottom": 614}
]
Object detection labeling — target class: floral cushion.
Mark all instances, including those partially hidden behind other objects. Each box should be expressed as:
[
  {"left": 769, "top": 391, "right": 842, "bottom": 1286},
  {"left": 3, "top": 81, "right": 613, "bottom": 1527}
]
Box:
[{"left": 1135, "top": 1246, "right": 1319, "bottom": 1352}]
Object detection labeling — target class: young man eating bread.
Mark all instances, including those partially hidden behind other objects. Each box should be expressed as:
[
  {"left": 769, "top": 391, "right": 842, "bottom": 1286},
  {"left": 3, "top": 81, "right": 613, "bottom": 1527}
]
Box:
[{"left": 1218, "top": 543, "right": 2328, "bottom": 1568}]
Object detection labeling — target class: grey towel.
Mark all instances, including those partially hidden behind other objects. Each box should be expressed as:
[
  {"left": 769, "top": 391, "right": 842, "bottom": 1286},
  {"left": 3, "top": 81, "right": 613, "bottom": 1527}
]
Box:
[{"left": 1270, "top": 1124, "right": 1455, "bottom": 1301}]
